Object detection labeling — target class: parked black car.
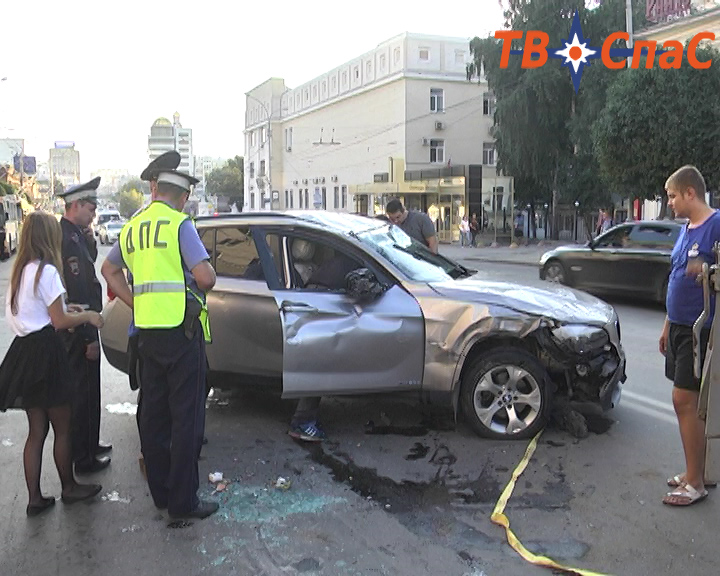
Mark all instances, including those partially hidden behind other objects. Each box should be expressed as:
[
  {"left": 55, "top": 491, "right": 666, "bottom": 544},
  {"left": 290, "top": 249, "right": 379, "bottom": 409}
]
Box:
[{"left": 539, "top": 220, "right": 683, "bottom": 303}]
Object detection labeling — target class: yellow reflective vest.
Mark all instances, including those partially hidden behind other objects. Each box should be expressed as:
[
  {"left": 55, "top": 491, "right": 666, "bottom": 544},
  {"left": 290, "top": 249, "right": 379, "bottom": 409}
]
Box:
[{"left": 119, "top": 201, "right": 210, "bottom": 341}]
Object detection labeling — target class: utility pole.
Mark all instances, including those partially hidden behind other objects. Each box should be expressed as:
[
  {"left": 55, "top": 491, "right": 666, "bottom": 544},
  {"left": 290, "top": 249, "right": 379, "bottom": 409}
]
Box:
[{"left": 626, "top": 0, "right": 634, "bottom": 67}]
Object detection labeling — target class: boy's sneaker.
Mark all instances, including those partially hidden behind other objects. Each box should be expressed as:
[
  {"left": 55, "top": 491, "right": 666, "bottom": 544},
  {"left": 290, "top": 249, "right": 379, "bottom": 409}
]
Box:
[{"left": 288, "top": 421, "right": 327, "bottom": 442}]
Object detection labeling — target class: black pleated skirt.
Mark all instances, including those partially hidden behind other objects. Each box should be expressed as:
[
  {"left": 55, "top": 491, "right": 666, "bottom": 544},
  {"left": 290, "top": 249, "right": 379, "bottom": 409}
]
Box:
[{"left": 0, "top": 325, "right": 73, "bottom": 411}]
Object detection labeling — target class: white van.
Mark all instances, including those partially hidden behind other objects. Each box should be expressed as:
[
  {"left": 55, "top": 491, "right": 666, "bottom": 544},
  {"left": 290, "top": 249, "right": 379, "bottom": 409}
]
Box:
[{"left": 93, "top": 209, "right": 121, "bottom": 236}]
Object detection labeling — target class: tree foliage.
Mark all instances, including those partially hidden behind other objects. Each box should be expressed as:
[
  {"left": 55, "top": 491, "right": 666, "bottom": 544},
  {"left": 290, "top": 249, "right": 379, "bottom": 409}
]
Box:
[
  {"left": 592, "top": 44, "right": 720, "bottom": 205},
  {"left": 115, "top": 179, "right": 148, "bottom": 218},
  {"left": 0, "top": 181, "right": 16, "bottom": 196},
  {"left": 206, "top": 156, "right": 244, "bottom": 201},
  {"left": 468, "top": 0, "right": 649, "bottom": 234}
]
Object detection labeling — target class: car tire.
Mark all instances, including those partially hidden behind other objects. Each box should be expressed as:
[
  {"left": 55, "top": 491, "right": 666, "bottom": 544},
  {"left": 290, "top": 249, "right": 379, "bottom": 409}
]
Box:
[
  {"left": 461, "top": 349, "right": 551, "bottom": 440},
  {"left": 543, "top": 260, "right": 568, "bottom": 285}
]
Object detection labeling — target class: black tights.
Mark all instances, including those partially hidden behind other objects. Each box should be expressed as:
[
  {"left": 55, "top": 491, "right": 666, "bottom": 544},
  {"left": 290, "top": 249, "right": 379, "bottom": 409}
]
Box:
[{"left": 24, "top": 405, "right": 77, "bottom": 505}]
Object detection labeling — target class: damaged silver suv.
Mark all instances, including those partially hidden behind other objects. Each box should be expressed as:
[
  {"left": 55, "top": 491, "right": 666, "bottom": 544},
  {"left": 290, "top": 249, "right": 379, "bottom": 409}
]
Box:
[{"left": 101, "top": 211, "right": 625, "bottom": 440}]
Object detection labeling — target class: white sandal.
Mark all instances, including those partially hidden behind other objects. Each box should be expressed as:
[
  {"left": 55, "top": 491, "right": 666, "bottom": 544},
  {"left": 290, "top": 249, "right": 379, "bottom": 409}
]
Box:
[{"left": 663, "top": 484, "right": 709, "bottom": 506}]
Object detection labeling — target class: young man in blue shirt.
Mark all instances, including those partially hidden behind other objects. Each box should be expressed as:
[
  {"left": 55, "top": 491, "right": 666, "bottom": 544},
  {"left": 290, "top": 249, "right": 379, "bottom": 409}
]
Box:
[{"left": 660, "top": 165, "right": 720, "bottom": 506}]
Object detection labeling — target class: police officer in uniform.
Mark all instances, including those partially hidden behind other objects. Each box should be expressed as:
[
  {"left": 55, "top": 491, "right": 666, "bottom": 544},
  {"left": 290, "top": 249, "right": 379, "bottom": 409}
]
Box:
[
  {"left": 102, "top": 166, "right": 218, "bottom": 519},
  {"left": 57, "top": 177, "right": 112, "bottom": 475}
]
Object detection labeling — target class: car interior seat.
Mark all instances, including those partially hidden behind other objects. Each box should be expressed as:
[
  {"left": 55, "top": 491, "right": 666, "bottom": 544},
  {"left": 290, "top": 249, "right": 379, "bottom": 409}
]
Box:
[{"left": 291, "top": 239, "right": 317, "bottom": 285}]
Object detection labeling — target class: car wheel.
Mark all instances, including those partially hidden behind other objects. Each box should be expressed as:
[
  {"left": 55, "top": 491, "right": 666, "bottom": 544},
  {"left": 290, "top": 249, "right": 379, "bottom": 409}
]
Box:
[
  {"left": 543, "top": 260, "right": 567, "bottom": 285},
  {"left": 461, "top": 349, "right": 550, "bottom": 440}
]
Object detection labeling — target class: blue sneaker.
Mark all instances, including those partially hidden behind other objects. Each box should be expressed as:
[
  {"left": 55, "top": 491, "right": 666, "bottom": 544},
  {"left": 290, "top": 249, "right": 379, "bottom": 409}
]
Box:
[{"left": 288, "top": 421, "right": 327, "bottom": 442}]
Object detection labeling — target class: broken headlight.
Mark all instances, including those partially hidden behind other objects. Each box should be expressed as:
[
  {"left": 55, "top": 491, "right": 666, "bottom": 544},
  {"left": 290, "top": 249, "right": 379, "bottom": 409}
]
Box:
[{"left": 551, "top": 324, "right": 609, "bottom": 356}]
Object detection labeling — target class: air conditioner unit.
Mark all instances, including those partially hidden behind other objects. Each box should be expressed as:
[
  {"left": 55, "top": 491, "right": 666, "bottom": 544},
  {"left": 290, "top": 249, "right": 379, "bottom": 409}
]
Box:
[
  {"left": 292, "top": 179, "right": 299, "bottom": 185},
  {"left": 331, "top": 175, "right": 338, "bottom": 182},
  {"left": 313, "top": 178, "right": 320, "bottom": 184},
  {"left": 302, "top": 178, "right": 308, "bottom": 184},
  {"left": 256, "top": 177, "right": 266, "bottom": 188},
  {"left": 422, "top": 138, "right": 430, "bottom": 146},
  {"left": 435, "top": 121, "right": 445, "bottom": 130}
]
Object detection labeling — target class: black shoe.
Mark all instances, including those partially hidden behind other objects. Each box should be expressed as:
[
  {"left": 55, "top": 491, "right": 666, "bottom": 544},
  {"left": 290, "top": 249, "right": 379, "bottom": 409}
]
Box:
[
  {"left": 26, "top": 496, "right": 56, "bottom": 517},
  {"left": 96, "top": 442, "right": 113, "bottom": 455},
  {"left": 169, "top": 500, "right": 219, "bottom": 520},
  {"left": 75, "top": 456, "right": 111, "bottom": 474},
  {"left": 61, "top": 484, "right": 102, "bottom": 504}
]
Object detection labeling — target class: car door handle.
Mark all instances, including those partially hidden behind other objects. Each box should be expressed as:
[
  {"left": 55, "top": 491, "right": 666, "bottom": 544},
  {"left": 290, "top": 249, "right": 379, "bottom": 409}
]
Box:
[{"left": 281, "top": 302, "right": 318, "bottom": 314}]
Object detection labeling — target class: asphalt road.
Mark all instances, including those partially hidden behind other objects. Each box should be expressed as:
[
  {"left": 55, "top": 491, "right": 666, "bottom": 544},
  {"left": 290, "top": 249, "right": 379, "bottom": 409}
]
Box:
[{"left": 0, "top": 246, "right": 716, "bottom": 576}]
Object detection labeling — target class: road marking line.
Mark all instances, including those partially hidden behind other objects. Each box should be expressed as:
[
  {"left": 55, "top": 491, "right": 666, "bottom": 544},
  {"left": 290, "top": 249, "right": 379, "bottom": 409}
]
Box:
[
  {"left": 622, "top": 390, "right": 674, "bottom": 414},
  {"left": 491, "top": 430, "right": 612, "bottom": 576},
  {"left": 619, "top": 401, "right": 677, "bottom": 425}
]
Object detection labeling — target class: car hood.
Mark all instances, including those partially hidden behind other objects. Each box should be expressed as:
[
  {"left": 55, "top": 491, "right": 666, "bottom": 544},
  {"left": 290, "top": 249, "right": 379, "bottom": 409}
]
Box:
[{"left": 428, "top": 277, "right": 614, "bottom": 325}]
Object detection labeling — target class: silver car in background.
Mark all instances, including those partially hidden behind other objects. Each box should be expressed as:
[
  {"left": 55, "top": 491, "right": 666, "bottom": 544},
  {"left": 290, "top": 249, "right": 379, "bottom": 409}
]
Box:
[{"left": 101, "top": 211, "right": 625, "bottom": 440}]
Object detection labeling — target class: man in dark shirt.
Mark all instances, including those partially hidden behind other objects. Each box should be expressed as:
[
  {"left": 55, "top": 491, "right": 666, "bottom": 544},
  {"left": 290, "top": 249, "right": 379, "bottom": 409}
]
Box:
[
  {"left": 660, "top": 165, "right": 720, "bottom": 506},
  {"left": 385, "top": 198, "right": 438, "bottom": 253},
  {"left": 57, "top": 177, "right": 111, "bottom": 475}
]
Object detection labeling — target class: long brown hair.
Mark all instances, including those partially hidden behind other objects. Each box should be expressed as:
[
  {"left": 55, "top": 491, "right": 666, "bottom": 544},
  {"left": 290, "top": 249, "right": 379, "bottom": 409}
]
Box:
[{"left": 10, "top": 212, "right": 65, "bottom": 315}]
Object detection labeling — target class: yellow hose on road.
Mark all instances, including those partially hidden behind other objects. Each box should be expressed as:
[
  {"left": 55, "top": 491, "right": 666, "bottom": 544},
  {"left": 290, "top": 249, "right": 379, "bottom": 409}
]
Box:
[{"left": 490, "top": 429, "right": 612, "bottom": 576}]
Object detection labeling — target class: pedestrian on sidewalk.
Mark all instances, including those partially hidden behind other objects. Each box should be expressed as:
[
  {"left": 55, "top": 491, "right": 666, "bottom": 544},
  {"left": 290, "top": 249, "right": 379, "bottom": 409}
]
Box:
[
  {"left": 659, "top": 164, "right": 720, "bottom": 507},
  {"left": 459, "top": 215, "right": 471, "bottom": 247},
  {"left": 470, "top": 213, "right": 479, "bottom": 247},
  {"left": 0, "top": 212, "right": 104, "bottom": 516}
]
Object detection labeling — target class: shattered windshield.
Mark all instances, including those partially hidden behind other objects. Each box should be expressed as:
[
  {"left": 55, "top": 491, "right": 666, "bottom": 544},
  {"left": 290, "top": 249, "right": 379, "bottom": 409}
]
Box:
[{"left": 355, "top": 225, "right": 469, "bottom": 282}]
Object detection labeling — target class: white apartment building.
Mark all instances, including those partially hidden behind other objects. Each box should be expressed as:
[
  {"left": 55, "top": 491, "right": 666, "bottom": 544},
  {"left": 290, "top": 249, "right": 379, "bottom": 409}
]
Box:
[
  {"left": 243, "top": 32, "right": 513, "bottom": 242},
  {"left": 147, "top": 112, "right": 194, "bottom": 176}
]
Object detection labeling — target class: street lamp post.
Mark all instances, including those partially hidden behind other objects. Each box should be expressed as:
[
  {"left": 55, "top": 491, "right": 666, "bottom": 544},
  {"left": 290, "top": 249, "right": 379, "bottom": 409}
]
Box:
[
  {"left": 544, "top": 203, "right": 549, "bottom": 239},
  {"left": 574, "top": 200, "right": 580, "bottom": 242}
]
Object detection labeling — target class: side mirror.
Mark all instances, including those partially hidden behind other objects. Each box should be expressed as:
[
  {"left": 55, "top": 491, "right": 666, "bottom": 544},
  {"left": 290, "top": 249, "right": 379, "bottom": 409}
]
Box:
[{"left": 345, "top": 268, "right": 385, "bottom": 301}]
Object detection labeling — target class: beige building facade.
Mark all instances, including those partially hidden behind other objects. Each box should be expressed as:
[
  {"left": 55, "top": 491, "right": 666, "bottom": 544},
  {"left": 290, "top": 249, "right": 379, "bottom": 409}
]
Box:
[{"left": 244, "top": 33, "right": 513, "bottom": 242}]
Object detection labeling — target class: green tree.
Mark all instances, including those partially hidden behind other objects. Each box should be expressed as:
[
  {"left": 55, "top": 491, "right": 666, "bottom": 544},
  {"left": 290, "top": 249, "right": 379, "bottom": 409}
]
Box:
[
  {"left": 593, "top": 44, "right": 720, "bottom": 217},
  {"left": 0, "top": 181, "right": 16, "bottom": 196},
  {"left": 117, "top": 189, "right": 144, "bottom": 218},
  {"left": 468, "top": 0, "right": 647, "bottom": 237},
  {"left": 206, "top": 156, "right": 244, "bottom": 203}
]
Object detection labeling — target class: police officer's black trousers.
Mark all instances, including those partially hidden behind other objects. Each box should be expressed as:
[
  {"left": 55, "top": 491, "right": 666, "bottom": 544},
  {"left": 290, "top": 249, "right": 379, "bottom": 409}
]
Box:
[
  {"left": 66, "top": 336, "right": 101, "bottom": 466},
  {"left": 138, "top": 325, "right": 206, "bottom": 516}
]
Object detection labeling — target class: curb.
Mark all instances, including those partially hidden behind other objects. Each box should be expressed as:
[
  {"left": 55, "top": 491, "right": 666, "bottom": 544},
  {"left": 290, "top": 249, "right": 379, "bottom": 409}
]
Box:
[{"left": 461, "top": 257, "right": 539, "bottom": 267}]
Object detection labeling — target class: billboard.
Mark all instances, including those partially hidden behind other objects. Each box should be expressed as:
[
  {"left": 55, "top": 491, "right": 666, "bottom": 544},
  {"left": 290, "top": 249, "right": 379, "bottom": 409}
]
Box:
[
  {"left": 53, "top": 141, "right": 75, "bottom": 149},
  {"left": 13, "top": 155, "right": 37, "bottom": 175},
  {"left": 646, "top": 0, "right": 692, "bottom": 22}
]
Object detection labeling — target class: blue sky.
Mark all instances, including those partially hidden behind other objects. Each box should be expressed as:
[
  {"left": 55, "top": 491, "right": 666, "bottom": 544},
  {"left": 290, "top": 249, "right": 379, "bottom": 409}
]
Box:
[{"left": 0, "top": 0, "right": 504, "bottom": 178}]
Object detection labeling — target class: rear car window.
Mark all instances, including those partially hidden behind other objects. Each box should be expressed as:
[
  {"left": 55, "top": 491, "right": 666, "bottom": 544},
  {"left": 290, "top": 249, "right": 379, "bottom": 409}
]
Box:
[
  {"left": 215, "top": 226, "right": 263, "bottom": 279},
  {"left": 628, "top": 225, "right": 678, "bottom": 248}
]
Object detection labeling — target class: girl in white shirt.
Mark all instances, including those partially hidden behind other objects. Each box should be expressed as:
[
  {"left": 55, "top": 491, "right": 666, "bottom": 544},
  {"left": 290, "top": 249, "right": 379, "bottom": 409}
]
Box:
[{"left": 0, "top": 212, "right": 105, "bottom": 516}]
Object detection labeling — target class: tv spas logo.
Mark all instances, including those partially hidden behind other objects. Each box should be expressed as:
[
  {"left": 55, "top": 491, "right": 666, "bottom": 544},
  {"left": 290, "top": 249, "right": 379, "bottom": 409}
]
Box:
[{"left": 495, "top": 11, "right": 715, "bottom": 92}]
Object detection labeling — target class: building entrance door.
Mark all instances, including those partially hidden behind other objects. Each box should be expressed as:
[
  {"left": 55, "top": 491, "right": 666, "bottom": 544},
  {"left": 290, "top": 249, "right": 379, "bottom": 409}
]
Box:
[{"left": 435, "top": 194, "right": 463, "bottom": 243}]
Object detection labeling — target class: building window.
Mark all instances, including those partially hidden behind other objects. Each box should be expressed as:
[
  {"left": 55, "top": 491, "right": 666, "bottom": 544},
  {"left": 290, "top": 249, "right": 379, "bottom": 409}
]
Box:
[
  {"left": 455, "top": 50, "right": 465, "bottom": 64},
  {"left": 341, "top": 185, "right": 347, "bottom": 210},
  {"left": 312, "top": 85, "right": 317, "bottom": 99},
  {"left": 430, "top": 139, "right": 445, "bottom": 164},
  {"left": 333, "top": 186, "right": 339, "bottom": 209},
  {"left": 285, "top": 127, "right": 293, "bottom": 151},
  {"left": 249, "top": 162, "right": 255, "bottom": 178},
  {"left": 430, "top": 88, "right": 444, "bottom": 112},
  {"left": 354, "top": 66, "right": 359, "bottom": 80},
  {"left": 296, "top": 93, "right": 301, "bottom": 107},
  {"left": 322, "top": 81, "right": 327, "bottom": 96},
  {"left": 419, "top": 47, "right": 429, "bottom": 61},
  {"left": 379, "top": 54, "right": 386, "bottom": 70},
  {"left": 260, "top": 126, "right": 267, "bottom": 144},
  {"left": 331, "top": 77, "right": 337, "bottom": 91},
  {"left": 305, "top": 188, "right": 310, "bottom": 208},
  {"left": 250, "top": 192, "right": 255, "bottom": 210},
  {"left": 250, "top": 131, "right": 257, "bottom": 147},
  {"left": 298, "top": 189, "right": 303, "bottom": 209},
  {"left": 483, "top": 92, "right": 496, "bottom": 116},
  {"left": 285, "top": 190, "right": 289, "bottom": 207},
  {"left": 304, "top": 89, "right": 309, "bottom": 102},
  {"left": 366, "top": 61, "right": 372, "bottom": 76},
  {"left": 259, "top": 160, "right": 266, "bottom": 176},
  {"left": 342, "top": 71, "right": 348, "bottom": 87},
  {"left": 483, "top": 142, "right": 496, "bottom": 166},
  {"left": 289, "top": 189, "right": 294, "bottom": 209},
  {"left": 394, "top": 47, "right": 401, "bottom": 64}
]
